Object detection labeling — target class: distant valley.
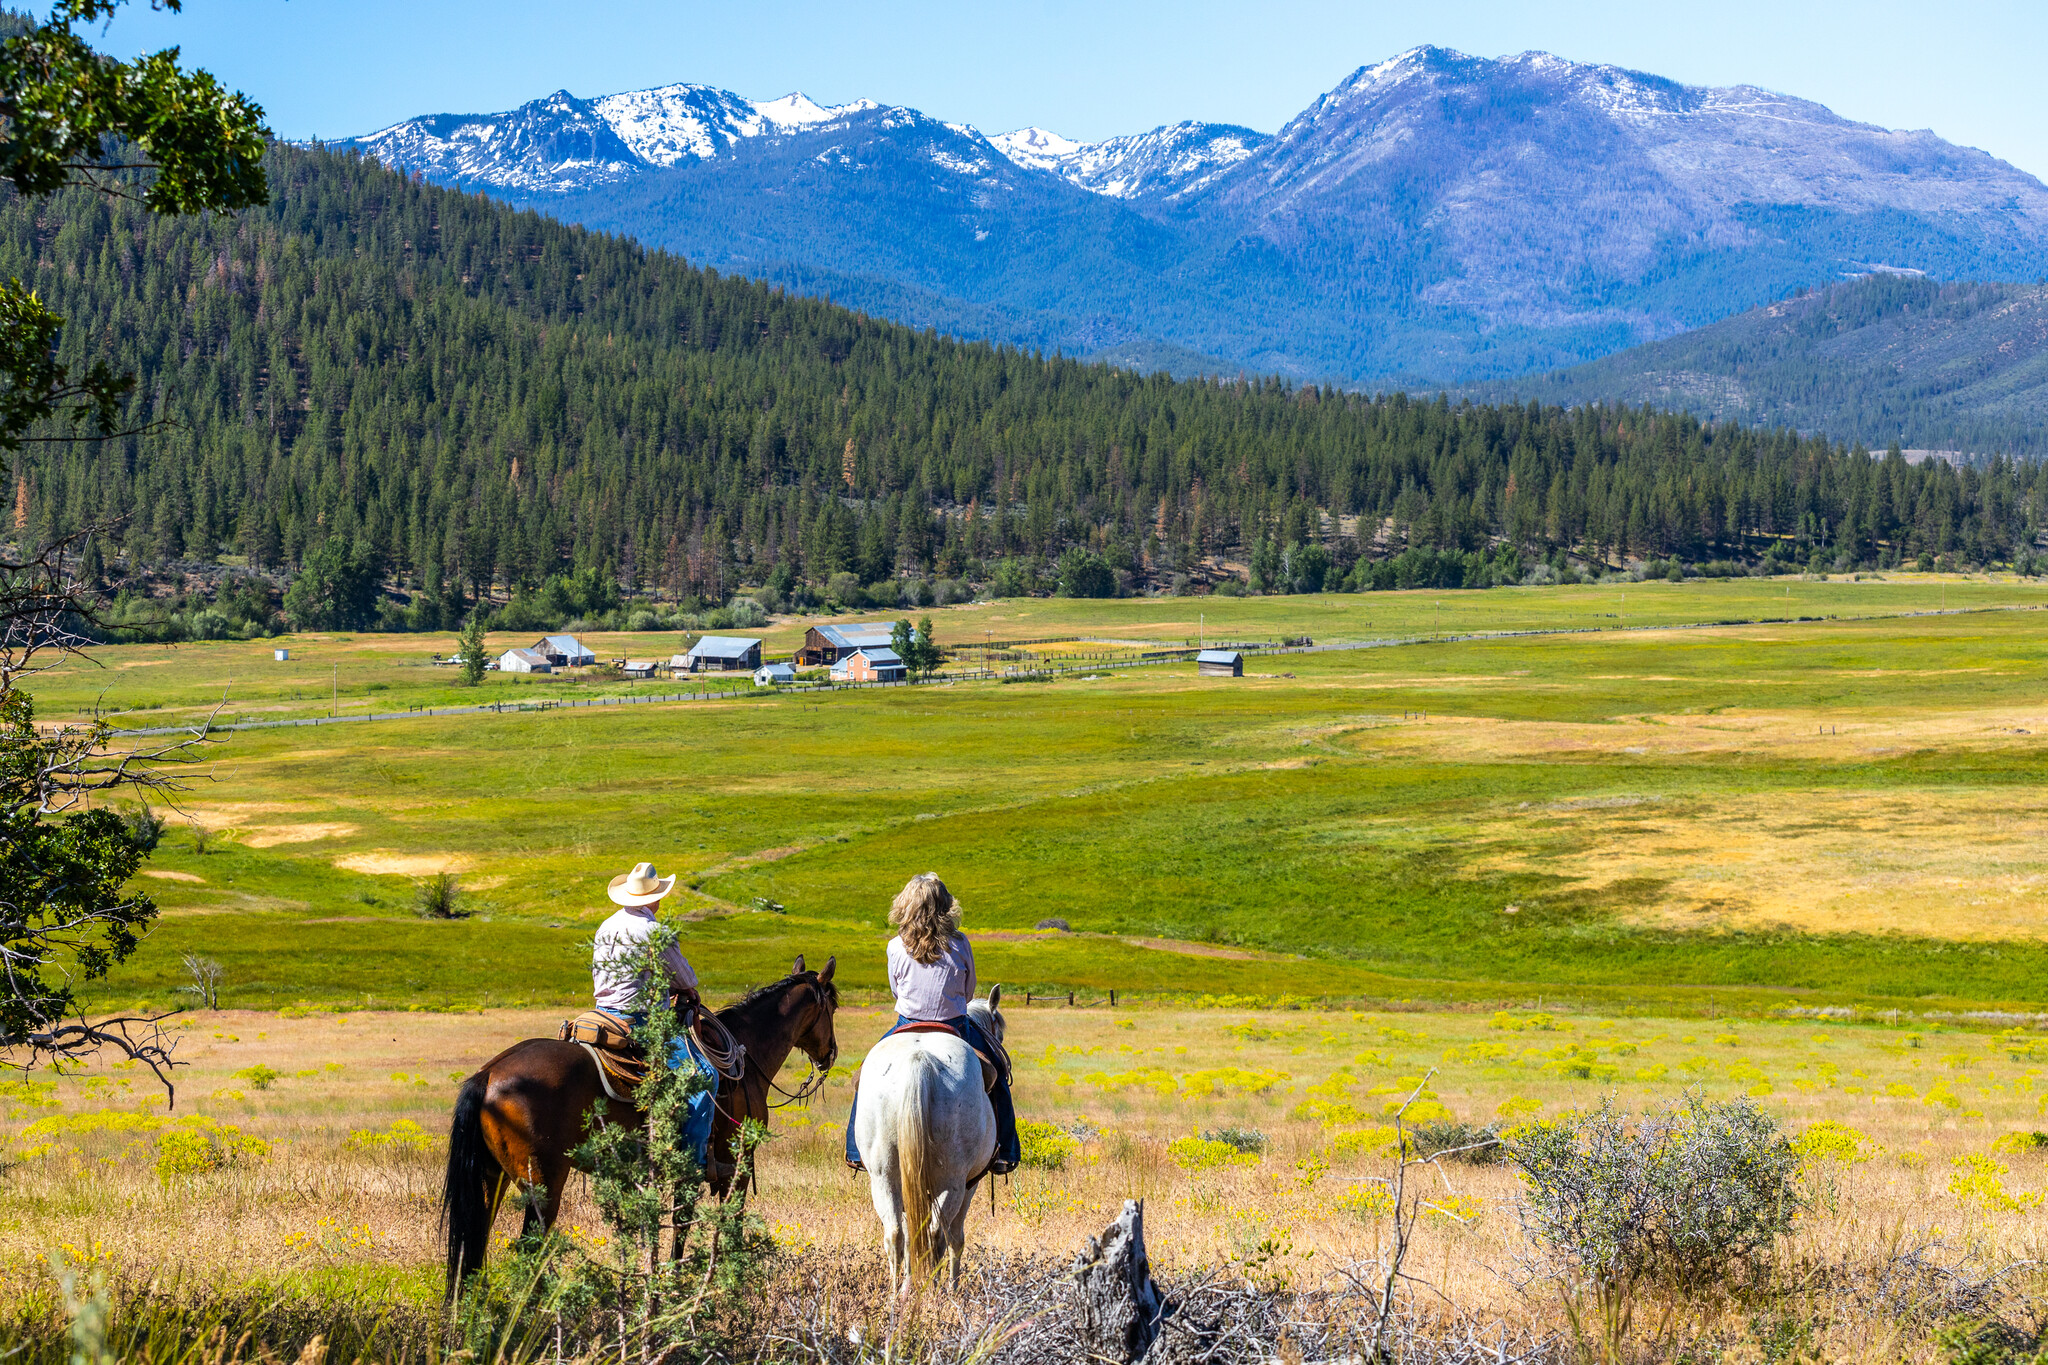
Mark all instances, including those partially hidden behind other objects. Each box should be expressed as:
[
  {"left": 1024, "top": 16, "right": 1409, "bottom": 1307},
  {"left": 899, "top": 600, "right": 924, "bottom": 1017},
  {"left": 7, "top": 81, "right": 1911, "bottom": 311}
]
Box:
[{"left": 341, "top": 47, "right": 2048, "bottom": 387}]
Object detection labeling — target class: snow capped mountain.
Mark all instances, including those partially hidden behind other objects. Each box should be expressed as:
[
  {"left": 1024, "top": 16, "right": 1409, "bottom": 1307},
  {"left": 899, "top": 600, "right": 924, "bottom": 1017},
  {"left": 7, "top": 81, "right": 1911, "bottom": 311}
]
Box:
[
  {"left": 338, "top": 48, "right": 2048, "bottom": 383},
  {"left": 1256, "top": 46, "right": 2048, "bottom": 219},
  {"left": 989, "top": 121, "right": 1269, "bottom": 199},
  {"left": 341, "top": 84, "right": 885, "bottom": 193}
]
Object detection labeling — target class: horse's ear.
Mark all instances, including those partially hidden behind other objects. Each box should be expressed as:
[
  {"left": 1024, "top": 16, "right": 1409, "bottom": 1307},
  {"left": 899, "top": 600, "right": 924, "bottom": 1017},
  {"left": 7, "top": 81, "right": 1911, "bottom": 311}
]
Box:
[
  {"left": 819, "top": 956, "right": 836, "bottom": 984},
  {"left": 988, "top": 983, "right": 1002, "bottom": 1011},
  {"left": 792, "top": 954, "right": 805, "bottom": 974}
]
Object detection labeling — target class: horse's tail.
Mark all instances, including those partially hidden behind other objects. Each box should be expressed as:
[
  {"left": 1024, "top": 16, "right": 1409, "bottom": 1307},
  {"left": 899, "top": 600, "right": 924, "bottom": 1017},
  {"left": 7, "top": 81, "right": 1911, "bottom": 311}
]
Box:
[
  {"left": 896, "top": 1052, "right": 937, "bottom": 1279},
  {"left": 441, "top": 1070, "right": 499, "bottom": 1299}
]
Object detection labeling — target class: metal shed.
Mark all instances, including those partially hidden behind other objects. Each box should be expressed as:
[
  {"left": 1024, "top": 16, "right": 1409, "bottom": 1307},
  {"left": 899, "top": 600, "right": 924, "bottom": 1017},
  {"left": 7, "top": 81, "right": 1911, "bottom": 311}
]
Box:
[
  {"left": 753, "top": 662, "right": 797, "bottom": 687},
  {"left": 535, "top": 634, "right": 596, "bottom": 667},
  {"left": 500, "top": 647, "right": 554, "bottom": 674},
  {"left": 685, "top": 635, "right": 764, "bottom": 671},
  {"left": 1196, "top": 648, "right": 1244, "bottom": 677}
]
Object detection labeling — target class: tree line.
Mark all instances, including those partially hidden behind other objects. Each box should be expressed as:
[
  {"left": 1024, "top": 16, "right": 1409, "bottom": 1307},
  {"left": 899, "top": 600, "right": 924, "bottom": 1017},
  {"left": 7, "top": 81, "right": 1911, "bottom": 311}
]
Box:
[{"left": 7, "top": 143, "right": 2048, "bottom": 636}]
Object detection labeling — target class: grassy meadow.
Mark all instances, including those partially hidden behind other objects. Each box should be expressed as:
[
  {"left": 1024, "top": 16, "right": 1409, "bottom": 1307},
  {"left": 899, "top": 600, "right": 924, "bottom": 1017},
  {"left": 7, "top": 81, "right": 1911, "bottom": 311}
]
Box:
[
  {"left": 6, "top": 999, "right": 2047, "bottom": 1361},
  {"left": 35, "top": 573, "right": 2048, "bottom": 1014},
  {"left": 13, "top": 574, "right": 2048, "bottom": 1357}
]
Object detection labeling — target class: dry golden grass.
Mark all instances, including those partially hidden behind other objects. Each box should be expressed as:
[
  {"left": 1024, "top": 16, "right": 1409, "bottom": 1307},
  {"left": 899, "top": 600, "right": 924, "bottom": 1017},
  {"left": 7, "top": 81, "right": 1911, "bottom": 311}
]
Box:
[{"left": 5, "top": 999, "right": 2047, "bottom": 1360}]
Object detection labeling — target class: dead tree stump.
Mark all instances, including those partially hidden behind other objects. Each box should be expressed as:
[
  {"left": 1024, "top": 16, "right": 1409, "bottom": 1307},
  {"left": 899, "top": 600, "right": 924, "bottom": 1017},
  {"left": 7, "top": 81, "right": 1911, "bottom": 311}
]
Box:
[
  {"left": 1073, "top": 1199, "right": 1163, "bottom": 1361},
  {"left": 1071, "top": 1200, "right": 1214, "bottom": 1364}
]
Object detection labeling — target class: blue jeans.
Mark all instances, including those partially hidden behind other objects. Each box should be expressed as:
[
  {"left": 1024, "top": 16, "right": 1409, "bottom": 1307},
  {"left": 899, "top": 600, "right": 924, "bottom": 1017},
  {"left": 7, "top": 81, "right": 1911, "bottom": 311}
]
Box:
[
  {"left": 844, "top": 1015, "right": 1019, "bottom": 1173},
  {"left": 668, "top": 1032, "right": 718, "bottom": 1171},
  {"left": 623, "top": 1011, "right": 717, "bottom": 1170}
]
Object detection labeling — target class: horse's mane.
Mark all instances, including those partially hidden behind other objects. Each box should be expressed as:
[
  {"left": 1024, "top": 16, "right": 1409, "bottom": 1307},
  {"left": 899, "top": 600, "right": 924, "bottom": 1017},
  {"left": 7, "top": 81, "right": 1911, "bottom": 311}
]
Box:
[{"left": 717, "top": 970, "right": 838, "bottom": 1032}]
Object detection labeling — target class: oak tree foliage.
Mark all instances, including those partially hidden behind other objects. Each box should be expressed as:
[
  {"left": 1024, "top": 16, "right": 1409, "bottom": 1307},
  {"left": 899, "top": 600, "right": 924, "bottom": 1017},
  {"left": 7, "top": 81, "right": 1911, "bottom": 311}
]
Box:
[{"left": 0, "top": 0, "right": 267, "bottom": 1092}]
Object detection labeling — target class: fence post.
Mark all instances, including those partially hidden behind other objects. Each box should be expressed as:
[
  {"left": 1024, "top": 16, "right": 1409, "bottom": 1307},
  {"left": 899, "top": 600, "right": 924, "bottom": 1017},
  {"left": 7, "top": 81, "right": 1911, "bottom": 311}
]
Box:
[
  {"left": 1110, "top": 989, "right": 1117, "bottom": 1007},
  {"left": 1067, "top": 991, "right": 1075, "bottom": 1007}
]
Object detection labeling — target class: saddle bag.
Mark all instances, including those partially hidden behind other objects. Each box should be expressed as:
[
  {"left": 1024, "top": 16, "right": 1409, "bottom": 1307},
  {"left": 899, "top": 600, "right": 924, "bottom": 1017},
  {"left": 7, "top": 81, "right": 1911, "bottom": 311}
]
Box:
[{"left": 559, "top": 1010, "right": 650, "bottom": 1098}]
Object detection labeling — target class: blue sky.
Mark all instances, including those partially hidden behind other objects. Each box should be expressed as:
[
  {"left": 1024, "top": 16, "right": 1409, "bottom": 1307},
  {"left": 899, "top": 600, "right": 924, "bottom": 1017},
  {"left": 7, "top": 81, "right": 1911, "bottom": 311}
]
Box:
[{"left": 100, "top": 0, "right": 2048, "bottom": 178}]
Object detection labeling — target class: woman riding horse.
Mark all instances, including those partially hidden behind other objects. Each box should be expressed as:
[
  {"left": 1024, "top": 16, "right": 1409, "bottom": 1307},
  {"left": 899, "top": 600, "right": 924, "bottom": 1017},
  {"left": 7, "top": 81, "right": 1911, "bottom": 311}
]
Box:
[
  {"left": 844, "top": 872, "right": 1019, "bottom": 1175},
  {"left": 441, "top": 859, "right": 839, "bottom": 1294}
]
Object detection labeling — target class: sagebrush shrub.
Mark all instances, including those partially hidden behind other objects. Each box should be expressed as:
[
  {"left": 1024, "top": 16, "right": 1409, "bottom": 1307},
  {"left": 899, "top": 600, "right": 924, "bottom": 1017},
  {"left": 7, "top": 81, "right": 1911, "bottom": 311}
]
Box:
[{"left": 1510, "top": 1091, "right": 1804, "bottom": 1295}]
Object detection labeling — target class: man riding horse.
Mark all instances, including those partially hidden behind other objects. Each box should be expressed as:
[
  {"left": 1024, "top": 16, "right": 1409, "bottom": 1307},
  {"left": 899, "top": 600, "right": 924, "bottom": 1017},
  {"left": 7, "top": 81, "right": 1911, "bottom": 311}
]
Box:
[
  {"left": 442, "top": 861, "right": 840, "bottom": 1293},
  {"left": 591, "top": 860, "right": 718, "bottom": 1174},
  {"left": 845, "top": 872, "right": 1020, "bottom": 1176}
]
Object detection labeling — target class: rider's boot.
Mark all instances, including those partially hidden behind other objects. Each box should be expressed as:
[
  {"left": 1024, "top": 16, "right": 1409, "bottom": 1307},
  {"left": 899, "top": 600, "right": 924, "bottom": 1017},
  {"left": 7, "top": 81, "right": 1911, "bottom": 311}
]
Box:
[
  {"left": 843, "top": 1092, "right": 865, "bottom": 1172},
  {"left": 984, "top": 1076, "right": 1020, "bottom": 1177}
]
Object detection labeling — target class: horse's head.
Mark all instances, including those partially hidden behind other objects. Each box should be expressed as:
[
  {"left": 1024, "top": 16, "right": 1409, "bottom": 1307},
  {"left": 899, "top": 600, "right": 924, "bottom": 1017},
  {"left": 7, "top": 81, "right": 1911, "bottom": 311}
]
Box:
[
  {"left": 789, "top": 953, "right": 840, "bottom": 1071},
  {"left": 967, "top": 983, "right": 1005, "bottom": 1048}
]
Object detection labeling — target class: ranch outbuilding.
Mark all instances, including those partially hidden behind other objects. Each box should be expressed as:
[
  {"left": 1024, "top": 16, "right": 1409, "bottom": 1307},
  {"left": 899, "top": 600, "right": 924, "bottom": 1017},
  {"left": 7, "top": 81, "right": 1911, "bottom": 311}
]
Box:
[
  {"left": 500, "top": 647, "right": 554, "bottom": 674},
  {"left": 684, "top": 635, "right": 763, "bottom": 671},
  {"left": 534, "top": 634, "right": 596, "bottom": 667},
  {"left": 1197, "top": 649, "right": 1244, "bottom": 677},
  {"left": 797, "top": 621, "right": 911, "bottom": 666},
  {"left": 620, "top": 660, "right": 659, "bottom": 679},
  {"left": 753, "top": 662, "right": 797, "bottom": 686},
  {"left": 831, "top": 646, "right": 906, "bottom": 683}
]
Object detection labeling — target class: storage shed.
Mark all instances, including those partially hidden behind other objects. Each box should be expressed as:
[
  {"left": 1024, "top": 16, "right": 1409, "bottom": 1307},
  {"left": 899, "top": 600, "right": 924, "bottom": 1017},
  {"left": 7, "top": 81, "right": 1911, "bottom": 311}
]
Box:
[
  {"left": 500, "top": 647, "right": 554, "bottom": 674},
  {"left": 753, "top": 662, "right": 797, "bottom": 687},
  {"left": 1196, "top": 649, "right": 1244, "bottom": 677},
  {"left": 685, "top": 635, "right": 763, "bottom": 671},
  {"left": 831, "top": 646, "right": 906, "bottom": 683},
  {"left": 534, "top": 634, "right": 596, "bottom": 667},
  {"left": 620, "top": 660, "right": 659, "bottom": 679}
]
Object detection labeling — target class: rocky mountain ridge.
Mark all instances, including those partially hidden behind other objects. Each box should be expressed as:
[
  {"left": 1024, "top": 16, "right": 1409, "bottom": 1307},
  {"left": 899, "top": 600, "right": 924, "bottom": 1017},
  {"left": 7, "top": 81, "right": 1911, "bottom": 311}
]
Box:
[{"left": 337, "top": 47, "right": 2048, "bottom": 385}]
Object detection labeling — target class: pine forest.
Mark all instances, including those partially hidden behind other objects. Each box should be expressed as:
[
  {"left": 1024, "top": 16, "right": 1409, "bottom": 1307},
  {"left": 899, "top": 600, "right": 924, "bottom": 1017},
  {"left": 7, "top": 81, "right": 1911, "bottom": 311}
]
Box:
[{"left": 8, "top": 145, "right": 2048, "bottom": 635}]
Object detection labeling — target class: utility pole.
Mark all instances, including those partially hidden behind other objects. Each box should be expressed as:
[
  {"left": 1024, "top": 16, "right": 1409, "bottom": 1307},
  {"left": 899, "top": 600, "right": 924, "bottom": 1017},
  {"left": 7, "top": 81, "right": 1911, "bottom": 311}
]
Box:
[{"left": 331, "top": 663, "right": 337, "bottom": 718}]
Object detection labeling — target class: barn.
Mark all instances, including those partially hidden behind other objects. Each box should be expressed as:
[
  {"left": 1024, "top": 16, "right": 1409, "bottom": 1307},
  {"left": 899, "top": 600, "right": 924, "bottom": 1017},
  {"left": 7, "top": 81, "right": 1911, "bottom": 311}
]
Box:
[
  {"left": 796, "top": 621, "right": 908, "bottom": 666},
  {"left": 753, "top": 662, "right": 797, "bottom": 687},
  {"left": 831, "top": 646, "right": 906, "bottom": 683},
  {"left": 534, "top": 634, "right": 596, "bottom": 667},
  {"left": 499, "top": 647, "right": 553, "bottom": 674},
  {"left": 684, "top": 635, "right": 763, "bottom": 672},
  {"left": 1196, "top": 649, "right": 1244, "bottom": 677}
]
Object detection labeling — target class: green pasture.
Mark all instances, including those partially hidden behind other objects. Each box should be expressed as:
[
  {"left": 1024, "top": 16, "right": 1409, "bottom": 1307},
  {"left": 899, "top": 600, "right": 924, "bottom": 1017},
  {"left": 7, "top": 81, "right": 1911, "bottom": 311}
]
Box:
[
  {"left": 47, "top": 578, "right": 2048, "bottom": 1018},
  {"left": 27, "top": 573, "right": 2044, "bottom": 730}
]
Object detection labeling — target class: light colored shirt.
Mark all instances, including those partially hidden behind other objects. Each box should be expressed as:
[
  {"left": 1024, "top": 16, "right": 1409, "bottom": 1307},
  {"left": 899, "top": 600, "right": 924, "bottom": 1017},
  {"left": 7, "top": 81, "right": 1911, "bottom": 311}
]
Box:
[
  {"left": 888, "top": 933, "right": 975, "bottom": 1021},
  {"left": 592, "top": 906, "right": 696, "bottom": 1015}
]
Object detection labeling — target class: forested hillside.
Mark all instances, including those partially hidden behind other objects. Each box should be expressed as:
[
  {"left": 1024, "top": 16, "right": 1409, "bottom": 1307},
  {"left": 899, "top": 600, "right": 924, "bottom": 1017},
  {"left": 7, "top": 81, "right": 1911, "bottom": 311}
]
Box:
[
  {"left": 1494, "top": 275, "right": 2048, "bottom": 457},
  {"left": 9, "top": 145, "right": 2048, "bottom": 633}
]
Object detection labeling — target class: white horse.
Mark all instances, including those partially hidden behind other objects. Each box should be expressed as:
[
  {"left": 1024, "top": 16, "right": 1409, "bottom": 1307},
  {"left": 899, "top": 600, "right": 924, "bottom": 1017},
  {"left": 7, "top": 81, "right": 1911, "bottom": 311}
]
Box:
[{"left": 854, "top": 986, "right": 1005, "bottom": 1294}]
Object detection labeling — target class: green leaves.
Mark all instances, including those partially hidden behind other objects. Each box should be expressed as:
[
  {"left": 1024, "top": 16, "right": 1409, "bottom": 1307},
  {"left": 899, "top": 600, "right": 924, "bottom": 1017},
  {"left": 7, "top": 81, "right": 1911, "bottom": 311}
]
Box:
[
  {"left": 0, "top": 691, "right": 157, "bottom": 1042},
  {"left": 0, "top": 2, "right": 269, "bottom": 215},
  {"left": 0, "top": 277, "right": 131, "bottom": 457}
]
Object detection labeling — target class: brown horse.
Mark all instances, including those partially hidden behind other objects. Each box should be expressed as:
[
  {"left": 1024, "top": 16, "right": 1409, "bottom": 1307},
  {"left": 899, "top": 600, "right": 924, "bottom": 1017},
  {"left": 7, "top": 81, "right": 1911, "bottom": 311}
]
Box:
[{"left": 440, "top": 956, "right": 839, "bottom": 1291}]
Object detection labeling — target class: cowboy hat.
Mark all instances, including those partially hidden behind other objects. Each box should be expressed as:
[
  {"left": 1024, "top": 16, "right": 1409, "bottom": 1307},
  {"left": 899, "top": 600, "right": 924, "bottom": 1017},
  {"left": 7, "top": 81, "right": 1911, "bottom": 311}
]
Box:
[{"left": 608, "top": 861, "right": 676, "bottom": 907}]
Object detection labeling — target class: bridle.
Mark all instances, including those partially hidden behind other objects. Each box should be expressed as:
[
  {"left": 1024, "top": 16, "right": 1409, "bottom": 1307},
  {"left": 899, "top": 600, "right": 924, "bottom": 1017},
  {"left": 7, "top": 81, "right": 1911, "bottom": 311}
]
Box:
[{"left": 707, "top": 977, "right": 836, "bottom": 1125}]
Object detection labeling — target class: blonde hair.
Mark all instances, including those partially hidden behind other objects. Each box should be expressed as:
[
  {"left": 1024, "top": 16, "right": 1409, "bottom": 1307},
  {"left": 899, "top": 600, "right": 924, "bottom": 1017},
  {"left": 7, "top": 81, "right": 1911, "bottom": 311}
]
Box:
[{"left": 890, "top": 872, "right": 961, "bottom": 965}]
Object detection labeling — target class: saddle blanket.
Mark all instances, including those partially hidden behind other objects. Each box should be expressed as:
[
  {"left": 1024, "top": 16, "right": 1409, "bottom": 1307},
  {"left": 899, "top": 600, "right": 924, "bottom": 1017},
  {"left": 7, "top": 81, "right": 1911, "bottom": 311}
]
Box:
[
  {"left": 558, "top": 1010, "right": 649, "bottom": 1096},
  {"left": 890, "top": 1020, "right": 1006, "bottom": 1092}
]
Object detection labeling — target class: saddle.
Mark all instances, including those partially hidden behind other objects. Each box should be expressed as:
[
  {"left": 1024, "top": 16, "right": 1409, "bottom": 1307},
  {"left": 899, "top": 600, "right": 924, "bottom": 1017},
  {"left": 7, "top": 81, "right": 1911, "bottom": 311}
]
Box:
[
  {"left": 892, "top": 1020, "right": 1008, "bottom": 1093},
  {"left": 559, "top": 1009, "right": 649, "bottom": 1102}
]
